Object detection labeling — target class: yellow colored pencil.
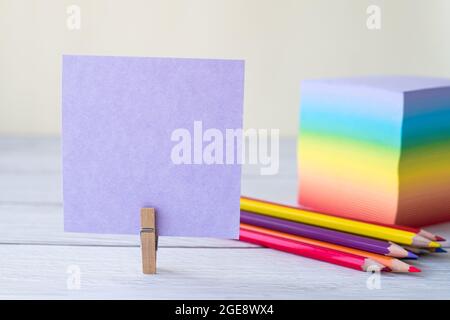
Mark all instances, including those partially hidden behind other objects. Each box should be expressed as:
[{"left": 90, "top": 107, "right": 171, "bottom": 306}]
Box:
[{"left": 240, "top": 197, "right": 441, "bottom": 248}]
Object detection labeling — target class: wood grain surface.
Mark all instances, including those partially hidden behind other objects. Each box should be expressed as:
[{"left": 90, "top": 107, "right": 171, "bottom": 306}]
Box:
[{"left": 0, "top": 137, "right": 448, "bottom": 299}]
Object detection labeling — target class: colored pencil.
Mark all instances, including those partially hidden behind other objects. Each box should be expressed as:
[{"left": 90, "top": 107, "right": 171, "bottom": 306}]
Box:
[
  {"left": 245, "top": 196, "right": 446, "bottom": 242},
  {"left": 241, "top": 223, "right": 420, "bottom": 273},
  {"left": 239, "top": 227, "right": 389, "bottom": 272},
  {"left": 402, "top": 246, "right": 426, "bottom": 255},
  {"left": 377, "top": 225, "right": 445, "bottom": 242},
  {"left": 240, "top": 210, "right": 416, "bottom": 259},
  {"left": 348, "top": 217, "right": 446, "bottom": 242},
  {"left": 403, "top": 246, "right": 448, "bottom": 254},
  {"left": 304, "top": 207, "right": 445, "bottom": 242},
  {"left": 240, "top": 196, "right": 441, "bottom": 248},
  {"left": 296, "top": 203, "right": 446, "bottom": 242}
]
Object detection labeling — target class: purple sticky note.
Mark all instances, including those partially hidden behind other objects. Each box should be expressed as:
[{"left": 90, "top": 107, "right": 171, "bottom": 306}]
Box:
[{"left": 62, "top": 55, "right": 245, "bottom": 238}]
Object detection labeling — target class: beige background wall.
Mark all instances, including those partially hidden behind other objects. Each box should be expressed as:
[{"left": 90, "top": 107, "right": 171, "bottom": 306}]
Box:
[{"left": 1, "top": 0, "right": 450, "bottom": 136}]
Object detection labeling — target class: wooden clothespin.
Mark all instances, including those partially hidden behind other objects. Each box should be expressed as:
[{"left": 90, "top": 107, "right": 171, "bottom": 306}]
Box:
[{"left": 140, "top": 208, "right": 157, "bottom": 274}]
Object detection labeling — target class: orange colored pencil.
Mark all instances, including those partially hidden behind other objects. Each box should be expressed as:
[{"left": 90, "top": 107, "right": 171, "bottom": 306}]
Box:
[
  {"left": 239, "top": 227, "right": 389, "bottom": 272},
  {"left": 241, "top": 223, "right": 420, "bottom": 273}
]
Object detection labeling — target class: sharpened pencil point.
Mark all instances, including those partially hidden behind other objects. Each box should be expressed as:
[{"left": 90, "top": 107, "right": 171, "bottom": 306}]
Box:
[
  {"left": 429, "top": 241, "right": 441, "bottom": 248},
  {"left": 405, "top": 251, "right": 418, "bottom": 259},
  {"left": 408, "top": 266, "right": 421, "bottom": 273},
  {"left": 389, "top": 242, "right": 413, "bottom": 258},
  {"left": 436, "top": 236, "right": 447, "bottom": 242},
  {"left": 434, "top": 247, "right": 447, "bottom": 253}
]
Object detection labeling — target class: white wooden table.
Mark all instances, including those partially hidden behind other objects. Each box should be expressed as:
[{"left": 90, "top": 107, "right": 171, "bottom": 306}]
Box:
[{"left": 0, "top": 137, "right": 449, "bottom": 299}]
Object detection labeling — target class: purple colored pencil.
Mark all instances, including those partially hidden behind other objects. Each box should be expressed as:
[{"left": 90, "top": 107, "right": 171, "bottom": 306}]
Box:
[{"left": 240, "top": 210, "right": 417, "bottom": 259}]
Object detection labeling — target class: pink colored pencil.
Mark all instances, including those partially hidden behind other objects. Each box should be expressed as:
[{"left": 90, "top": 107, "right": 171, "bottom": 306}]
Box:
[{"left": 239, "top": 227, "right": 390, "bottom": 272}]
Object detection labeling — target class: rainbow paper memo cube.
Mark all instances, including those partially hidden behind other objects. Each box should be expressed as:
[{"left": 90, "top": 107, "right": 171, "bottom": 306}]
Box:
[{"left": 298, "top": 76, "right": 450, "bottom": 227}]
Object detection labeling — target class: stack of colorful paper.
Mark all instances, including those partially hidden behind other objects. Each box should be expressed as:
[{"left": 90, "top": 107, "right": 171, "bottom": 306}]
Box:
[{"left": 297, "top": 76, "right": 450, "bottom": 227}]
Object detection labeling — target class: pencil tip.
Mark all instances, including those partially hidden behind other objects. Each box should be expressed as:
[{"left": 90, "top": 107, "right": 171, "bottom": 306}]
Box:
[
  {"left": 406, "top": 251, "right": 418, "bottom": 259},
  {"left": 408, "top": 266, "right": 421, "bottom": 273},
  {"left": 436, "top": 236, "right": 447, "bottom": 242},
  {"left": 389, "top": 242, "right": 414, "bottom": 258},
  {"left": 434, "top": 247, "right": 447, "bottom": 253},
  {"left": 429, "top": 241, "right": 441, "bottom": 248}
]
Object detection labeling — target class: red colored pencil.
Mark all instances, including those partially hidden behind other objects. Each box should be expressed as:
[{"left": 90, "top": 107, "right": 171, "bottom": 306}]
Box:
[
  {"left": 242, "top": 196, "right": 446, "bottom": 242},
  {"left": 239, "top": 227, "right": 390, "bottom": 272}
]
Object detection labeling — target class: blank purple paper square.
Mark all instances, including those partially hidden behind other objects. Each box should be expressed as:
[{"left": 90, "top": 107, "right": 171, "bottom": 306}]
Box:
[{"left": 62, "top": 55, "right": 245, "bottom": 238}]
